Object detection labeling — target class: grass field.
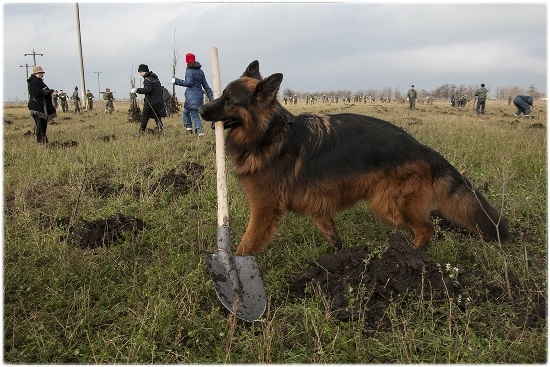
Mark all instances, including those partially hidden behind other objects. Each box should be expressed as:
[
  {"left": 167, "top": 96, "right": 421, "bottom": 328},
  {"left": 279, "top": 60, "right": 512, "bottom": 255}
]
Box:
[{"left": 3, "top": 98, "right": 547, "bottom": 363}]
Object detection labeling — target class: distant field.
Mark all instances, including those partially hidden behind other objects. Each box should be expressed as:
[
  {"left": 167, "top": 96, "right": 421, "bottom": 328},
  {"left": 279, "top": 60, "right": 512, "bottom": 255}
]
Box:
[{"left": 3, "top": 99, "right": 547, "bottom": 363}]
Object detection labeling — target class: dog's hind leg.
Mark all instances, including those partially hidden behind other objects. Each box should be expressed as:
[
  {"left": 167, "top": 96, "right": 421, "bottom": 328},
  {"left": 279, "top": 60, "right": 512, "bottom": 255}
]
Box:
[
  {"left": 314, "top": 216, "right": 343, "bottom": 250},
  {"left": 235, "top": 207, "right": 286, "bottom": 255},
  {"left": 369, "top": 165, "right": 435, "bottom": 248}
]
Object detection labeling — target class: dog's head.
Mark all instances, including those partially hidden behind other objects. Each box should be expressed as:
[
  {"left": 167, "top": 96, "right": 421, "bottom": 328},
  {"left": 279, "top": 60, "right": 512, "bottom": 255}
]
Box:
[{"left": 198, "top": 60, "right": 283, "bottom": 131}]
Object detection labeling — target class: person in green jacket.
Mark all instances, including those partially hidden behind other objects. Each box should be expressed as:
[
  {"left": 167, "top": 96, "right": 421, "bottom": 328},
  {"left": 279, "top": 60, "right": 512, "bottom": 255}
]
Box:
[
  {"left": 58, "top": 90, "right": 69, "bottom": 112},
  {"left": 103, "top": 88, "right": 115, "bottom": 114},
  {"left": 474, "top": 83, "right": 488, "bottom": 116},
  {"left": 71, "top": 86, "right": 81, "bottom": 114},
  {"left": 407, "top": 85, "right": 417, "bottom": 110},
  {"left": 85, "top": 89, "right": 94, "bottom": 111}
]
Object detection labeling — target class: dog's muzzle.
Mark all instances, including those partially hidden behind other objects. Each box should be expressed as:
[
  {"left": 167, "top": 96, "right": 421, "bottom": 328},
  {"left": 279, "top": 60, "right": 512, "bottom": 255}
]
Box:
[{"left": 210, "top": 119, "right": 239, "bottom": 130}]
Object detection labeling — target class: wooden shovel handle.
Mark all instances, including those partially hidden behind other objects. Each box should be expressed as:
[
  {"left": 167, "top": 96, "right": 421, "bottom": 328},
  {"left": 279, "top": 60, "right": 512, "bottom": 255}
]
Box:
[{"left": 210, "top": 47, "right": 229, "bottom": 228}]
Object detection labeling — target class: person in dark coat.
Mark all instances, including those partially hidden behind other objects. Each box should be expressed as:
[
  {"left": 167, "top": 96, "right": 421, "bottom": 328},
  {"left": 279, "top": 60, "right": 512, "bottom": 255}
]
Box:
[
  {"left": 27, "top": 65, "right": 56, "bottom": 143},
  {"left": 162, "top": 86, "right": 172, "bottom": 117},
  {"left": 133, "top": 64, "right": 167, "bottom": 134},
  {"left": 513, "top": 95, "right": 534, "bottom": 118},
  {"left": 173, "top": 53, "right": 214, "bottom": 136}
]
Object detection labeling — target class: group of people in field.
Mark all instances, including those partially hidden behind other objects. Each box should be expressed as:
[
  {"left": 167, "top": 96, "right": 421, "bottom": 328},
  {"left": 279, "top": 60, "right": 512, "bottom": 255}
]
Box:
[
  {"left": 128, "top": 53, "right": 214, "bottom": 136},
  {"left": 473, "top": 83, "right": 534, "bottom": 118},
  {"left": 50, "top": 87, "right": 115, "bottom": 115},
  {"left": 26, "top": 61, "right": 535, "bottom": 144},
  {"left": 283, "top": 83, "right": 534, "bottom": 119},
  {"left": 449, "top": 83, "right": 534, "bottom": 119},
  {"left": 27, "top": 52, "right": 214, "bottom": 143}
]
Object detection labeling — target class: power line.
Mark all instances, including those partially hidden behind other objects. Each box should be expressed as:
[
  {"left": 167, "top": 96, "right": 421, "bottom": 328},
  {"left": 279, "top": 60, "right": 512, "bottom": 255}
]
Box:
[{"left": 38, "top": 3, "right": 52, "bottom": 39}]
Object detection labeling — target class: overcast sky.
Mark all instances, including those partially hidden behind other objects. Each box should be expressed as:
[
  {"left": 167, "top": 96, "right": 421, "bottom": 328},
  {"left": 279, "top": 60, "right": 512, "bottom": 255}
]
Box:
[{"left": 2, "top": 1, "right": 547, "bottom": 102}]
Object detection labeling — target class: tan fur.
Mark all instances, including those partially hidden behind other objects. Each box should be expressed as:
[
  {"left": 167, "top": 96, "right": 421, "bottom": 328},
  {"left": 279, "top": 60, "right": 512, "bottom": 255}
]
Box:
[{"left": 235, "top": 160, "right": 437, "bottom": 254}]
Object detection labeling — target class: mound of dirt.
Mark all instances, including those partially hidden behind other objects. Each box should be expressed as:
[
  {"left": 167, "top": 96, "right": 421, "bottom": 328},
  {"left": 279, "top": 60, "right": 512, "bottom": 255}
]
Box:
[
  {"left": 288, "top": 233, "right": 462, "bottom": 328},
  {"left": 149, "top": 162, "right": 205, "bottom": 195},
  {"left": 288, "top": 232, "right": 546, "bottom": 330},
  {"left": 47, "top": 140, "right": 79, "bottom": 149},
  {"left": 99, "top": 134, "right": 116, "bottom": 142},
  {"left": 68, "top": 213, "right": 149, "bottom": 249}
]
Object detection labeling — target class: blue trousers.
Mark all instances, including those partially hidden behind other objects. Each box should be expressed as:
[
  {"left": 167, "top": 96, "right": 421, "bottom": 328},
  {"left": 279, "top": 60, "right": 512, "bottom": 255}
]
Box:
[
  {"left": 513, "top": 97, "right": 531, "bottom": 116},
  {"left": 182, "top": 108, "right": 203, "bottom": 132}
]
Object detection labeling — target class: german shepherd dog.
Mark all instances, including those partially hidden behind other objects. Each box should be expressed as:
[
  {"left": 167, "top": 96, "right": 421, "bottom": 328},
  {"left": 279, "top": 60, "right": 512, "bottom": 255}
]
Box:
[{"left": 198, "top": 60, "right": 510, "bottom": 255}]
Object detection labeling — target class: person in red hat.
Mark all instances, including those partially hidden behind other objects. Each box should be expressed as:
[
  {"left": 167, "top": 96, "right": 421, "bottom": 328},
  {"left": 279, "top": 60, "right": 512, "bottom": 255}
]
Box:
[
  {"left": 27, "top": 65, "right": 56, "bottom": 143},
  {"left": 172, "top": 53, "right": 214, "bottom": 136}
]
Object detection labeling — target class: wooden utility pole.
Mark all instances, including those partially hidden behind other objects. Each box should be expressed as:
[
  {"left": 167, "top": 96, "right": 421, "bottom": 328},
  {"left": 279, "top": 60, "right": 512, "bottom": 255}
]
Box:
[
  {"left": 75, "top": 3, "right": 87, "bottom": 108},
  {"left": 20, "top": 62, "right": 30, "bottom": 100},
  {"left": 20, "top": 62, "right": 30, "bottom": 79},
  {"left": 24, "top": 49, "right": 43, "bottom": 66},
  {"left": 94, "top": 71, "right": 102, "bottom": 97}
]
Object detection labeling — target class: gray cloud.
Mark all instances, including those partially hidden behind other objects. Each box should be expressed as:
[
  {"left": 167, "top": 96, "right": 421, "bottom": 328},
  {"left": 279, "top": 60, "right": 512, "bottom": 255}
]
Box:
[{"left": 3, "top": 2, "right": 546, "bottom": 102}]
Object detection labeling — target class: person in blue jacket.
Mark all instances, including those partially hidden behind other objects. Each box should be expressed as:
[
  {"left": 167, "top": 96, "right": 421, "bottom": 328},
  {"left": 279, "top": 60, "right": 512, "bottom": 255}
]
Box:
[
  {"left": 173, "top": 53, "right": 214, "bottom": 136},
  {"left": 512, "top": 95, "right": 534, "bottom": 118}
]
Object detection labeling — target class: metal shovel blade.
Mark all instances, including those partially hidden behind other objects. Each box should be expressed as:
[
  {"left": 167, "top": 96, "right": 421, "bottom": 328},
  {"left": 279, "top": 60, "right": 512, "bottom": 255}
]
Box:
[
  {"left": 202, "top": 229, "right": 266, "bottom": 322},
  {"left": 203, "top": 47, "right": 266, "bottom": 322}
]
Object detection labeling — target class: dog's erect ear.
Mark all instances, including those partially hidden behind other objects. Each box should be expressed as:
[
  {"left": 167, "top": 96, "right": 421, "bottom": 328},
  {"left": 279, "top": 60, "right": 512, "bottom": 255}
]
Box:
[
  {"left": 242, "top": 60, "right": 262, "bottom": 80},
  {"left": 256, "top": 73, "right": 283, "bottom": 99}
]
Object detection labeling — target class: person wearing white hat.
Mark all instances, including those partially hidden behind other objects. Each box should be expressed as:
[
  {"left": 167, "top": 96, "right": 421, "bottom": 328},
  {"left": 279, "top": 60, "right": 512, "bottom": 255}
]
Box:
[{"left": 27, "top": 65, "right": 56, "bottom": 143}]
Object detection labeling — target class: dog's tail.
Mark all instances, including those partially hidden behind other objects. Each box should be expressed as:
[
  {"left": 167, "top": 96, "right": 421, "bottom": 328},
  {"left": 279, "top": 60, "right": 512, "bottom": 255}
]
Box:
[{"left": 432, "top": 157, "right": 510, "bottom": 243}]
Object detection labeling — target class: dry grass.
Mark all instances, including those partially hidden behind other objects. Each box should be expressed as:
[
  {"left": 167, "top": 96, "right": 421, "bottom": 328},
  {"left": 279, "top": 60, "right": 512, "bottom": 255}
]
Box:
[{"left": 3, "top": 99, "right": 547, "bottom": 363}]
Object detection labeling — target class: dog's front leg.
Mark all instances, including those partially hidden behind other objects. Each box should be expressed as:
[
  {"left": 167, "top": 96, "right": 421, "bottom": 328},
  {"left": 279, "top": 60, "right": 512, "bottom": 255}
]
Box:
[
  {"left": 314, "top": 216, "right": 343, "bottom": 250},
  {"left": 235, "top": 207, "right": 286, "bottom": 255}
]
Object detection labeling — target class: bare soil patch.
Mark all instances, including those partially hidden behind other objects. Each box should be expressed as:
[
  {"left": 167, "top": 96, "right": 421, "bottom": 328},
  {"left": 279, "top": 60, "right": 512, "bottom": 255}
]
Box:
[
  {"left": 148, "top": 162, "right": 205, "bottom": 195},
  {"left": 47, "top": 140, "right": 79, "bottom": 149},
  {"left": 66, "top": 213, "right": 150, "bottom": 249},
  {"left": 288, "top": 232, "right": 545, "bottom": 330}
]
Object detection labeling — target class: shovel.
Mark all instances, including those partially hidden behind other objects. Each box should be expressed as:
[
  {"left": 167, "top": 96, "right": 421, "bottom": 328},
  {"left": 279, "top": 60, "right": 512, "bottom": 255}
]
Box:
[{"left": 202, "top": 47, "right": 267, "bottom": 322}]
